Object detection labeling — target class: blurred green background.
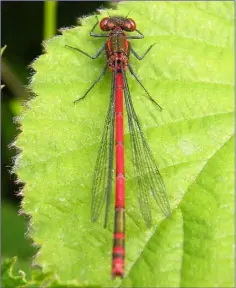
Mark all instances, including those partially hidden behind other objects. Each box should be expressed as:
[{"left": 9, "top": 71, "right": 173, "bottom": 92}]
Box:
[{"left": 1, "top": 1, "right": 109, "bottom": 276}]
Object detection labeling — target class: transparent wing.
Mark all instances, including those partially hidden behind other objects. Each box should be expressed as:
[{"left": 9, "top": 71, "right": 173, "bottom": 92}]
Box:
[
  {"left": 91, "top": 71, "right": 116, "bottom": 227},
  {"left": 121, "top": 66, "right": 171, "bottom": 227}
]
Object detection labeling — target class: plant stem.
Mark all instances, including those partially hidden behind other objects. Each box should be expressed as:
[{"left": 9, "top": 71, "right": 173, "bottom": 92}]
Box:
[{"left": 43, "top": 1, "right": 58, "bottom": 40}]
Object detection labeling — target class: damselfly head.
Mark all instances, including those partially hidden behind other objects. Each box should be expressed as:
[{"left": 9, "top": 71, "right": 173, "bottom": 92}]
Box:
[{"left": 100, "top": 16, "right": 136, "bottom": 32}]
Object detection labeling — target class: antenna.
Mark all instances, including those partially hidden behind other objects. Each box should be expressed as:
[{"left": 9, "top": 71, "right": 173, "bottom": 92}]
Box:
[{"left": 125, "top": 10, "right": 131, "bottom": 18}]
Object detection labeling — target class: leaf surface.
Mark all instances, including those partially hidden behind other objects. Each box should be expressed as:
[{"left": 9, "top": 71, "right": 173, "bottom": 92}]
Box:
[{"left": 15, "top": 1, "right": 234, "bottom": 286}]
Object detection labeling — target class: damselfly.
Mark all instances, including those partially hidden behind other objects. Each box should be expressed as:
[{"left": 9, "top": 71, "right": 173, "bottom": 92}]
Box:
[{"left": 66, "top": 14, "right": 171, "bottom": 279}]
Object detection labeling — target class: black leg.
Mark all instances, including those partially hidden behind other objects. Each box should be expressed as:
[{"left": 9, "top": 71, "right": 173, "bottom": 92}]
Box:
[
  {"left": 74, "top": 63, "right": 108, "bottom": 104},
  {"left": 65, "top": 43, "right": 105, "bottom": 59},
  {"left": 128, "top": 63, "right": 162, "bottom": 110},
  {"left": 126, "top": 29, "right": 144, "bottom": 39},
  {"left": 131, "top": 44, "right": 156, "bottom": 60},
  {"left": 90, "top": 15, "right": 109, "bottom": 38}
]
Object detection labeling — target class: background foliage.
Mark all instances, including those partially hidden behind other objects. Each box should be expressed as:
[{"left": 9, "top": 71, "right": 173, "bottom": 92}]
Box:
[
  {"left": 1, "top": 1, "right": 234, "bottom": 287},
  {"left": 1, "top": 0, "right": 107, "bottom": 285}
]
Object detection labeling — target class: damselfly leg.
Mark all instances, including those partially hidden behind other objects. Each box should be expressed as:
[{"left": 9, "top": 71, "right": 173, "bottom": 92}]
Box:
[
  {"left": 65, "top": 43, "right": 105, "bottom": 59},
  {"left": 74, "top": 63, "right": 108, "bottom": 104},
  {"left": 65, "top": 43, "right": 107, "bottom": 103},
  {"left": 128, "top": 63, "right": 162, "bottom": 110},
  {"left": 130, "top": 44, "right": 156, "bottom": 60}
]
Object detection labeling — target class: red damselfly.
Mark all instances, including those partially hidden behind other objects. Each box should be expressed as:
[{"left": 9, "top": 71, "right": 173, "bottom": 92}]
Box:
[{"left": 65, "top": 14, "right": 171, "bottom": 279}]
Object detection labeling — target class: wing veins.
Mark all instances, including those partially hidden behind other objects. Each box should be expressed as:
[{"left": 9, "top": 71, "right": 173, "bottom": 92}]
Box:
[
  {"left": 122, "top": 65, "right": 171, "bottom": 226},
  {"left": 91, "top": 70, "right": 116, "bottom": 226}
]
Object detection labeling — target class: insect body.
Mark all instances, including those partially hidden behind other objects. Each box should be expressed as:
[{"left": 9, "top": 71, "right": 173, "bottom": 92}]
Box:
[
  {"left": 103, "top": 19, "right": 131, "bottom": 71},
  {"left": 65, "top": 15, "right": 171, "bottom": 279}
]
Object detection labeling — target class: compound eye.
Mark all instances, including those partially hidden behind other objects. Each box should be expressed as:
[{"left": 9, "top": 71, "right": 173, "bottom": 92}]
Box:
[
  {"left": 100, "top": 17, "right": 110, "bottom": 31},
  {"left": 123, "top": 18, "right": 136, "bottom": 31}
]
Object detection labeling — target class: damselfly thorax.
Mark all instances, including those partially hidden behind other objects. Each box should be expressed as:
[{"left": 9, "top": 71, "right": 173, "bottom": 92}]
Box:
[{"left": 106, "top": 28, "right": 130, "bottom": 71}]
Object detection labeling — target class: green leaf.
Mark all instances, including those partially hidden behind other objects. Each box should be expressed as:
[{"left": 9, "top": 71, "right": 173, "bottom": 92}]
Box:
[
  {"left": 20, "top": 268, "right": 56, "bottom": 288},
  {"left": 1, "top": 257, "right": 61, "bottom": 288},
  {"left": 14, "top": 1, "right": 234, "bottom": 287},
  {"left": 1, "top": 45, "right": 7, "bottom": 56},
  {"left": 1, "top": 257, "right": 27, "bottom": 288}
]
